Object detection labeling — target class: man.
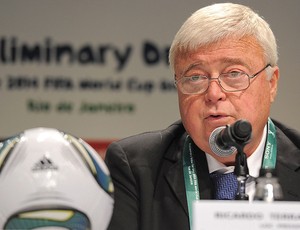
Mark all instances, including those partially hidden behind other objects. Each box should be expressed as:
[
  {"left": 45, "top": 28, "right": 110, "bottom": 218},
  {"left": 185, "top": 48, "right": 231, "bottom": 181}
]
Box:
[{"left": 105, "top": 3, "right": 300, "bottom": 230}]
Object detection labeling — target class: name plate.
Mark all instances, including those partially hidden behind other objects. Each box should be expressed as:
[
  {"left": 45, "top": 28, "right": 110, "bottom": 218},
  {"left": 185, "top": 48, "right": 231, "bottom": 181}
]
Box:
[{"left": 193, "top": 200, "right": 300, "bottom": 230}]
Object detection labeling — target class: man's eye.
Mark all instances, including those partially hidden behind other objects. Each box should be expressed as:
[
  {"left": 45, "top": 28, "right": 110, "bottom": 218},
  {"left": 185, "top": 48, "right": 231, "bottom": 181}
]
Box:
[
  {"left": 228, "top": 71, "right": 243, "bottom": 78},
  {"left": 191, "top": 76, "right": 200, "bottom": 81},
  {"left": 190, "top": 75, "right": 205, "bottom": 82}
]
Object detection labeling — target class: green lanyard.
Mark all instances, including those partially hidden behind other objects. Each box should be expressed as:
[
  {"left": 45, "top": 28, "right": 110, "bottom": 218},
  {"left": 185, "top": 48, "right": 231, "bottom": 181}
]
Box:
[
  {"left": 262, "top": 118, "right": 277, "bottom": 168},
  {"left": 182, "top": 118, "right": 277, "bottom": 228}
]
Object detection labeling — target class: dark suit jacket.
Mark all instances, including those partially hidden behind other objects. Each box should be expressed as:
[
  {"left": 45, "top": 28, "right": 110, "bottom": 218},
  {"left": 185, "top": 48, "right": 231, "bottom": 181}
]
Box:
[{"left": 105, "top": 119, "right": 300, "bottom": 230}]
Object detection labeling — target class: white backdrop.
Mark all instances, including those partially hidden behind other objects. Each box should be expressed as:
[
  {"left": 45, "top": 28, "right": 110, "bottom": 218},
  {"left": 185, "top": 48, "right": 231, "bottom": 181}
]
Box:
[{"left": 1, "top": 0, "right": 299, "bottom": 147}]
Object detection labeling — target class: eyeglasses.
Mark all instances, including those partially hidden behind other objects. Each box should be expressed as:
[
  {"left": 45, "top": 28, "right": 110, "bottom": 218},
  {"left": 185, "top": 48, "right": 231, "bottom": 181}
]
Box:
[{"left": 174, "top": 64, "right": 271, "bottom": 95}]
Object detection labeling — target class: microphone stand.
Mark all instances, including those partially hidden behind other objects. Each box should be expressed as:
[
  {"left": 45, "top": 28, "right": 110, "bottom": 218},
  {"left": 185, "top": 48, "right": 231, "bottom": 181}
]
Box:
[
  {"left": 234, "top": 146, "right": 249, "bottom": 200},
  {"left": 225, "top": 120, "right": 251, "bottom": 200}
]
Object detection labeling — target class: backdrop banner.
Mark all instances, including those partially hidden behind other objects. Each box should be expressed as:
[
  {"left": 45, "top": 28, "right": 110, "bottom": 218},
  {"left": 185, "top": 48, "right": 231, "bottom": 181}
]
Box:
[{"left": 1, "top": 1, "right": 299, "bottom": 157}]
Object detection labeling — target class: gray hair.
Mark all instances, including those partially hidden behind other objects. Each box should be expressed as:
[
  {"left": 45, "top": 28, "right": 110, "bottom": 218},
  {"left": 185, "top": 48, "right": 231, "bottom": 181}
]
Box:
[{"left": 169, "top": 3, "right": 278, "bottom": 71}]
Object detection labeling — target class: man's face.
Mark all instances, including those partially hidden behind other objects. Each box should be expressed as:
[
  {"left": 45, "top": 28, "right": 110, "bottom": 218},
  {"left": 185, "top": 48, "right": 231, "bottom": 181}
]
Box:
[{"left": 174, "top": 36, "right": 279, "bottom": 164}]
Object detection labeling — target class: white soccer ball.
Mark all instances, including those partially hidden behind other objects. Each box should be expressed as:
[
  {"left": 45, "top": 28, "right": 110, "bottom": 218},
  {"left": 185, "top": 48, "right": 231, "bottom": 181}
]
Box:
[{"left": 0, "top": 127, "right": 114, "bottom": 230}]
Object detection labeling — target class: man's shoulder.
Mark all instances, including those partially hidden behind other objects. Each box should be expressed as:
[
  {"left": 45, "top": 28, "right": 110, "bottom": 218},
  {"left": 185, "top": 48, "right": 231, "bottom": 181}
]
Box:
[
  {"left": 106, "top": 120, "right": 186, "bottom": 163},
  {"left": 273, "top": 118, "right": 300, "bottom": 149},
  {"left": 114, "top": 120, "right": 184, "bottom": 148}
]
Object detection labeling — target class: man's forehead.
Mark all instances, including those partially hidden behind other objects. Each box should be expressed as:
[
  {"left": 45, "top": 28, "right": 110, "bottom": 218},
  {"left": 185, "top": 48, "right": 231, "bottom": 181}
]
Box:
[
  {"left": 174, "top": 37, "right": 263, "bottom": 72},
  {"left": 176, "top": 35, "right": 262, "bottom": 58}
]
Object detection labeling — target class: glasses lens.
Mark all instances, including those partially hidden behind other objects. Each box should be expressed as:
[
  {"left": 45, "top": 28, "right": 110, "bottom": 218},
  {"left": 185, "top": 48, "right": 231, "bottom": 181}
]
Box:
[
  {"left": 180, "top": 76, "right": 208, "bottom": 94},
  {"left": 219, "top": 72, "right": 250, "bottom": 91}
]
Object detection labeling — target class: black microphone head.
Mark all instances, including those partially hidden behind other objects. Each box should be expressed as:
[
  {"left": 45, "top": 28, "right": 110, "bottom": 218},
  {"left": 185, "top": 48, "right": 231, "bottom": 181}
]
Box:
[
  {"left": 232, "top": 120, "right": 252, "bottom": 142},
  {"left": 209, "top": 126, "right": 236, "bottom": 157}
]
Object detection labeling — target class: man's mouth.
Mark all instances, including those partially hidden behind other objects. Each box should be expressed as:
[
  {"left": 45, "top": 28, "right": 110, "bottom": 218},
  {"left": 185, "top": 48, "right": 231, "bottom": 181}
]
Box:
[
  {"left": 205, "top": 114, "right": 230, "bottom": 123},
  {"left": 208, "top": 114, "right": 225, "bottom": 119},
  {"left": 210, "top": 115, "right": 222, "bottom": 118}
]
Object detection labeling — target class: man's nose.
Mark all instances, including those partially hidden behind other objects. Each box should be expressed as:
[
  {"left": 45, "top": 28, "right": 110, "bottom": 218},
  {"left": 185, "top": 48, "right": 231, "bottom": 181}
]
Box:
[{"left": 204, "top": 79, "right": 226, "bottom": 103}]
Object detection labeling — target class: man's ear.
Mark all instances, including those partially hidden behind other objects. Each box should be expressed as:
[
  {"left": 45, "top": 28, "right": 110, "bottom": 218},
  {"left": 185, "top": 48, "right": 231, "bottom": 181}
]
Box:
[{"left": 269, "top": 66, "right": 279, "bottom": 103}]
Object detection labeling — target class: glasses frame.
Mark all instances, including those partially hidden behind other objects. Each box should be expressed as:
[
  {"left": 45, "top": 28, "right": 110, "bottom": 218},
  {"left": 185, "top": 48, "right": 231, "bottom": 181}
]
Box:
[{"left": 174, "top": 64, "right": 271, "bottom": 95}]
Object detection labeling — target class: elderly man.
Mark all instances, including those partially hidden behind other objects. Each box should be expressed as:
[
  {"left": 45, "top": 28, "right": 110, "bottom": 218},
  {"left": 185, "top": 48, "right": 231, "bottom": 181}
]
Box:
[{"left": 105, "top": 3, "right": 300, "bottom": 230}]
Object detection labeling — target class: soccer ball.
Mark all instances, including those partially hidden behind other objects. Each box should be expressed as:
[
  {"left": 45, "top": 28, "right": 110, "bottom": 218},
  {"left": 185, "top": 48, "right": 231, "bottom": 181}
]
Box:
[{"left": 0, "top": 127, "right": 114, "bottom": 230}]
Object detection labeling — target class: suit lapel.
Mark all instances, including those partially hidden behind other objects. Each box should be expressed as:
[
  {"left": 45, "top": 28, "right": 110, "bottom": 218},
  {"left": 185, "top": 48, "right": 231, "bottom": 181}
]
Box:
[
  {"left": 164, "top": 134, "right": 213, "bottom": 216},
  {"left": 165, "top": 159, "right": 189, "bottom": 215},
  {"left": 276, "top": 128, "right": 300, "bottom": 200},
  {"left": 163, "top": 132, "right": 189, "bottom": 214},
  {"left": 192, "top": 142, "right": 214, "bottom": 199}
]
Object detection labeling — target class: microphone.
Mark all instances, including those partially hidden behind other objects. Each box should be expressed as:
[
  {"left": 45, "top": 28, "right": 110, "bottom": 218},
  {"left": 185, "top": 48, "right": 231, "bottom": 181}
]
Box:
[{"left": 209, "top": 119, "right": 252, "bottom": 157}]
